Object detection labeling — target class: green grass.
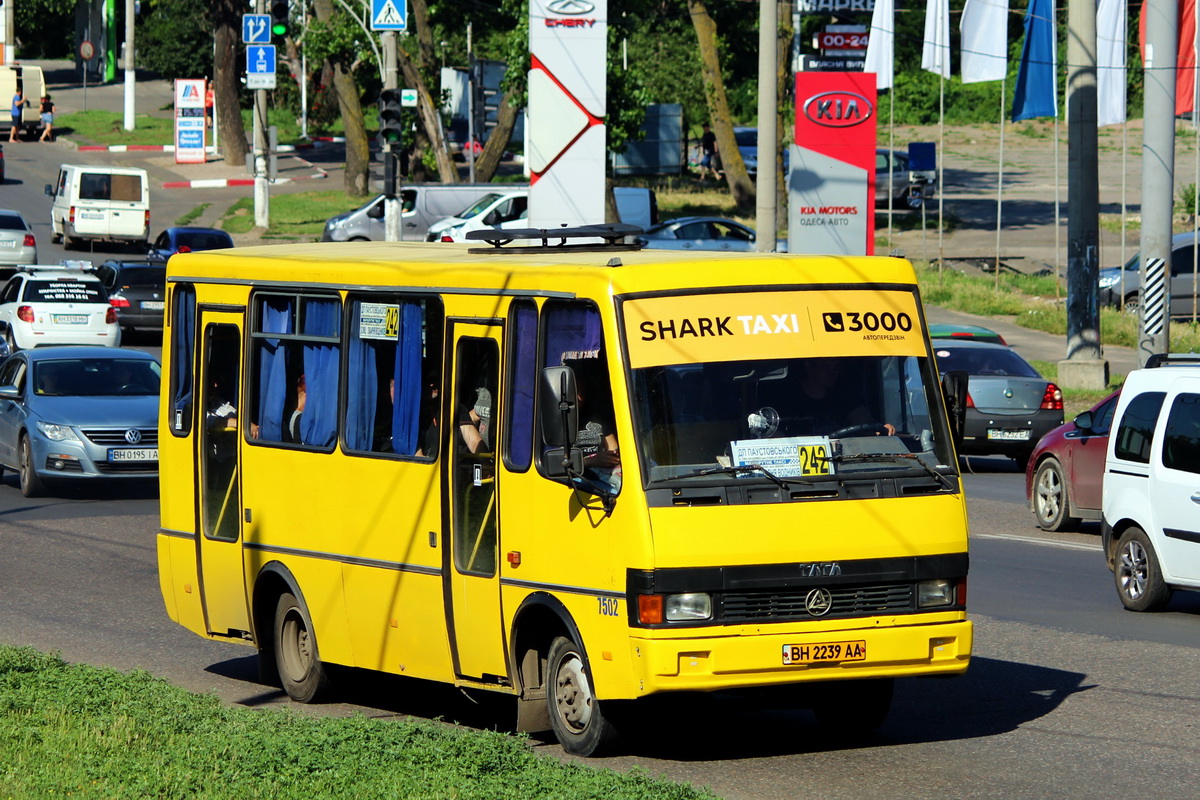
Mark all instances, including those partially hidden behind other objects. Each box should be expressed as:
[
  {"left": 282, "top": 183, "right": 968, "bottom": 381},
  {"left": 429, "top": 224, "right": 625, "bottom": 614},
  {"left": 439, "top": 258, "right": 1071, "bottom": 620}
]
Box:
[
  {"left": 222, "top": 191, "right": 368, "bottom": 238},
  {"left": 55, "top": 111, "right": 175, "bottom": 146},
  {"left": 175, "top": 203, "right": 211, "bottom": 227},
  {"left": 0, "top": 646, "right": 713, "bottom": 800}
]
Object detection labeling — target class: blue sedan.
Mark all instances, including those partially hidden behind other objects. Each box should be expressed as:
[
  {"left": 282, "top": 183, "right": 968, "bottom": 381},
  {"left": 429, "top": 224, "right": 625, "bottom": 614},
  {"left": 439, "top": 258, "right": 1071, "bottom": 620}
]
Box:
[
  {"left": 149, "top": 226, "right": 234, "bottom": 259},
  {"left": 0, "top": 347, "right": 160, "bottom": 496}
]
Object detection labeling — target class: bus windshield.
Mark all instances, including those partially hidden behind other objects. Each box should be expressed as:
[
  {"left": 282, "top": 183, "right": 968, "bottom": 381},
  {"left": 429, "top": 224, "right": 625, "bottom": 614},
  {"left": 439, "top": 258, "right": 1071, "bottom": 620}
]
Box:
[{"left": 629, "top": 354, "right": 956, "bottom": 484}]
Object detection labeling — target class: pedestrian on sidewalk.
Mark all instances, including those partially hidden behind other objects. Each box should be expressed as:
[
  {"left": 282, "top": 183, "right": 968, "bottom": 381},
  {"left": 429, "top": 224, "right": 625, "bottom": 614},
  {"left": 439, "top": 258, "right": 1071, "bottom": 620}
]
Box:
[
  {"left": 699, "top": 123, "right": 719, "bottom": 180},
  {"left": 38, "top": 95, "right": 54, "bottom": 142},
  {"left": 204, "top": 81, "right": 214, "bottom": 128},
  {"left": 8, "top": 87, "right": 23, "bottom": 143}
]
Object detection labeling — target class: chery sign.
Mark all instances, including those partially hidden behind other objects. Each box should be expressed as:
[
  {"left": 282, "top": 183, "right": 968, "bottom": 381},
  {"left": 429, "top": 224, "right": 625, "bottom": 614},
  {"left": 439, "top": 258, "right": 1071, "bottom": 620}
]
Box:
[
  {"left": 788, "top": 72, "right": 877, "bottom": 256},
  {"left": 528, "top": 0, "right": 607, "bottom": 228}
]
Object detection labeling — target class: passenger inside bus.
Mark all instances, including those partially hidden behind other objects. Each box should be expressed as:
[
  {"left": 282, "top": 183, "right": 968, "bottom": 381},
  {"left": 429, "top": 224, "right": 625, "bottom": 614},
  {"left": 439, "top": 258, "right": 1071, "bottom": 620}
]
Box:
[{"left": 795, "top": 358, "right": 895, "bottom": 436}]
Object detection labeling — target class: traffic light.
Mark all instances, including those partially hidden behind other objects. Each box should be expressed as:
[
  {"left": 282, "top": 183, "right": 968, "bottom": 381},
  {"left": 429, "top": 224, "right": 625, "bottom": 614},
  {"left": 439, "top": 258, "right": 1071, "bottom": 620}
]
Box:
[
  {"left": 270, "top": 0, "right": 289, "bottom": 37},
  {"left": 378, "top": 88, "right": 403, "bottom": 148}
]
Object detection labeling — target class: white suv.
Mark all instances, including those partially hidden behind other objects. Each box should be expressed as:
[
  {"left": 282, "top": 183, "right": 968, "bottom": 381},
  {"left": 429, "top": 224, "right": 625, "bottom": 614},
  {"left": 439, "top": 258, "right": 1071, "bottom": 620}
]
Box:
[
  {"left": 0, "top": 264, "right": 120, "bottom": 351},
  {"left": 1103, "top": 354, "right": 1200, "bottom": 611}
]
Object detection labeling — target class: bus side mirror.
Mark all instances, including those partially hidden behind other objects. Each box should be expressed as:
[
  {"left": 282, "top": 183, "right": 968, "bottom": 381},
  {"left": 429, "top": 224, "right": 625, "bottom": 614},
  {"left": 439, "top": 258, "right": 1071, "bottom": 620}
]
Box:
[
  {"left": 539, "top": 365, "right": 579, "bottom": 447},
  {"left": 941, "top": 370, "right": 969, "bottom": 447}
]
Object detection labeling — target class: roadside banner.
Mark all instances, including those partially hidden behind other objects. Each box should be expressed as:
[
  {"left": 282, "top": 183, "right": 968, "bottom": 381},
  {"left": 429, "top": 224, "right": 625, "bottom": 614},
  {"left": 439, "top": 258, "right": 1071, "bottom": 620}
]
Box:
[
  {"left": 1096, "top": 0, "right": 1127, "bottom": 125},
  {"left": 862, "top": 0, "right": 894, "bottom": 90},
  {"left": 1012, "top": 0, "right": 1058, "bottom": 119},
  {"left": 922, "top": 0, "right": 950, "bottom": 78},
  {"left": 960, "top": 0, "right": 1008, "bottom": 84},
  {"left": 174, "top": 79, "right": 207, "bottom": 164}
]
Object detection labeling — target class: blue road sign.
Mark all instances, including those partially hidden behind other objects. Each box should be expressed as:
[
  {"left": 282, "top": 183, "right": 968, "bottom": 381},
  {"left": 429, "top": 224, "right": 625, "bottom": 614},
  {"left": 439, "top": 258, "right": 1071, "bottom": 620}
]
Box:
[
  {"left": 243, "top": 14, "right": 271, "bottom": 44},
  {"left": 246, "top": 44, "right": 277, "bottom": 90},
  {"left": 371, "top": 0, "right": 407, "bottom": 31}
]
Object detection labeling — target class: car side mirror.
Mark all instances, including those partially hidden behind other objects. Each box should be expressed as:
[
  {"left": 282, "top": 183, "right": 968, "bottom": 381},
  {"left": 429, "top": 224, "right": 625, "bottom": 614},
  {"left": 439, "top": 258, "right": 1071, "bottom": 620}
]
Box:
[
  {"left": 483, "top": 210, "right": 501, "bottom": 226},
  {"left": 44, "top": 183, "right": 53, "bottom": 197},
  {"left": 367, "top": 203, "right": 384, "bottom": 219},
  {"left": 0, "top": 385, "right": 19, "bottom": 400},
  {"left": 1073, "top": 410, "right": 1094, "bottom": 433},
  {"left": 941, "top": 370, "right": 969, "bottom": 448}
]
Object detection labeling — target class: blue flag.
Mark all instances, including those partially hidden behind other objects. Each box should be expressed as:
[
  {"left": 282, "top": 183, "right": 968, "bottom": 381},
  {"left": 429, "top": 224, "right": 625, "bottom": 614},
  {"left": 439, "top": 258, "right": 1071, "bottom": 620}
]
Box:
[{"left": 1012, "top": 0, "right": 1058, "bottom": 120}]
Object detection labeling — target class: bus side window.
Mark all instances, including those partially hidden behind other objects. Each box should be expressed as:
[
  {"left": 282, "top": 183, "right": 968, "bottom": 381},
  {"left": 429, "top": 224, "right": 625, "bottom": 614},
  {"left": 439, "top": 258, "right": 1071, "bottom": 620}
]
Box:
[
  {"left": 504, "top": 300, "right": 537, "bottom": 471},
  {"left": 343, "top": 295, "right": 444, "bottom": 457},
  {"left": 169, "top": 283, "right": 196, "bottom": 436}
]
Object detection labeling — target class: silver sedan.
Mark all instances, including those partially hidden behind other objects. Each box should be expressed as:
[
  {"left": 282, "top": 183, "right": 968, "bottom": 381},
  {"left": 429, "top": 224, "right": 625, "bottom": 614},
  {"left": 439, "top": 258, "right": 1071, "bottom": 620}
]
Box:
[{"left": 0, "top": 209, "right": 37, "bottom": 266}]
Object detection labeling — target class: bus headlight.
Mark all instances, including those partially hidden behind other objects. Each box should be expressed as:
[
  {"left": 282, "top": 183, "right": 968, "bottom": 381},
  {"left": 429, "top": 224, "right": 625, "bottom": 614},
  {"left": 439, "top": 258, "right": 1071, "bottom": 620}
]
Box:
[
  {"left": 917, "top": 579, "right": 954, "bottom": 607},
  {"left": 665, "top": 593, "right": 712, "bottom": 621}
]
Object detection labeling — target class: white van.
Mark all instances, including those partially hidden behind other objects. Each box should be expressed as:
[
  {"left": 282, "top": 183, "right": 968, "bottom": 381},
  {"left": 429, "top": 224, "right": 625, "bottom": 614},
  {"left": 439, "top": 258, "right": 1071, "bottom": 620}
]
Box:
[
  {"left": 45, "top": 165, "right": 151, "bottom": 249},
  {"left": 426, "top": 187, "right": 658, "bottom": 242},
  {"left": 321, "top": 184, "right": 524, "bottom": 242},
  {"left": 0, "top": 65, "right": 46, "bottom": 139}
]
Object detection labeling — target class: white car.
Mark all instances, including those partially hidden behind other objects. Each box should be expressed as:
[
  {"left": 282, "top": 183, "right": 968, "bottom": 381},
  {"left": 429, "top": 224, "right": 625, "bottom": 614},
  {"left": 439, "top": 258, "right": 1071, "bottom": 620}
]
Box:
[
  {"left": 1103, "top": 354, "right": 1200, "bottom": 611},
  {"left": 0, "top": 209, "right": 37, "bottom": 266},
  {"left": 0, "top": 265, "right": 120, "bottom": 351}
]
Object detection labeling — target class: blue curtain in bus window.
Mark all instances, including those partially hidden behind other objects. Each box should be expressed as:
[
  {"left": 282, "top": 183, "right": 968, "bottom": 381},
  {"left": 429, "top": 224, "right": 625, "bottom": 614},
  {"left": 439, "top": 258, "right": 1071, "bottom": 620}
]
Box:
[
  {"left": 171, "top": 285, "right": 195, "bottom": 433},
  {"left": 345, "top": 302, "right": 378, "bottom": 451},
  {"left": 544, "top": 304, "right": 601, "bottom": 364},
  {"left": 509, "top": 303, "right": 537, "bottom": 467},
  {"left": 256, "top": 297, "right": 294, "bottom": 442},
  {"left": 300, "top": 298, "right": 340, "bottom": 447},
  {"left": 390, "top": 301, "right": 423, "bottom": 455}
]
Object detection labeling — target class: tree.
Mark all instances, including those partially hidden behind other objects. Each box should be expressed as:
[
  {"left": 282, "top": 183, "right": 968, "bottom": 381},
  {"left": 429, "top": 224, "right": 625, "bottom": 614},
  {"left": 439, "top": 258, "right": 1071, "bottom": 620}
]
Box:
[
  {"left": 137, "top": 0, "right": 211, "bottom": 81},
  {"left": 212, "top": 0, "right": 249, "bottom": 168},
  {"left": 307, "top": 0, "right": 372, "bottom": 195},
  {"left": 687, "top": 0, "right": 754, "bottom": 210}
]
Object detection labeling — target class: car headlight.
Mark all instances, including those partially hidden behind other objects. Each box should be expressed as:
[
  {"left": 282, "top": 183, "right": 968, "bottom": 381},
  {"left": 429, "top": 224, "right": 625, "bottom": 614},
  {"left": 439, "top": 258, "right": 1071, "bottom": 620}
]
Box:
[
  {"left": 665, "top": 593, "right": 712, "bottom": 621},
  {"left": 35, "top": 422, "right": 80, "bottom": 442},
  {"left": 1098, "top": 273, "right": 1121, "bottom": 288},
  {"left": 917, "top": 579, "right": 955, "bottom": 607}
]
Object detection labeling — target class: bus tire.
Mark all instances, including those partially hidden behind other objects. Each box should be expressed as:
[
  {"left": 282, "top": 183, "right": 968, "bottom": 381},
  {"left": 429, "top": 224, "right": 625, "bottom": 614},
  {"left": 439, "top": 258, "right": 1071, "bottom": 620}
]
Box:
[
  {"left": 1115, "top": 527, "right": 1172, "bottom": 612},
  {"left": 547, "top": 635, "right": 618, "bottom": 756},
  {"left": 811, "top": 677, "right": 894, "bottom": 738},
  {"left": 273, "top": 591, "right": 330, "bottom": 703}
]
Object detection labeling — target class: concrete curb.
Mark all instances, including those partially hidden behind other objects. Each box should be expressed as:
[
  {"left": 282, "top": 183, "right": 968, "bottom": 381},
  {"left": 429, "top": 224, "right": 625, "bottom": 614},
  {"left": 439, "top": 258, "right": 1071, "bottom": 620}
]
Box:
[{"left": 161, "top": 171, "right": 329, "bottom": 189}]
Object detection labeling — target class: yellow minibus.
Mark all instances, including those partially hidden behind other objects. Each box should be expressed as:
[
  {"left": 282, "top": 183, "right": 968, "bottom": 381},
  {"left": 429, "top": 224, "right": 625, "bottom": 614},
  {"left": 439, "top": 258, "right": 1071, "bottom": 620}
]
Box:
[{"left": 157, "top": 231, "right": 972, "bottom": 755}]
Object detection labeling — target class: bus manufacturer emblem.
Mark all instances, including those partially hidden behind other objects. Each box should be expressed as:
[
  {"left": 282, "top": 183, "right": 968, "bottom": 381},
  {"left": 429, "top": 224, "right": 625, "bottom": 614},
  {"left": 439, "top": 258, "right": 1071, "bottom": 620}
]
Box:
[{"left": 805, "top": 588, "right": 833, "bottom": 616}]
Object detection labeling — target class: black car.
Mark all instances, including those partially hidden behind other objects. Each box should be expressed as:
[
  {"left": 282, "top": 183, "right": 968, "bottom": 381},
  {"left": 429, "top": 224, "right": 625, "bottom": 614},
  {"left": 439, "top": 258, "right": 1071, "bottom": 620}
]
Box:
[{"left": 95, "top": 259, "right": 167, "bottom": 332}]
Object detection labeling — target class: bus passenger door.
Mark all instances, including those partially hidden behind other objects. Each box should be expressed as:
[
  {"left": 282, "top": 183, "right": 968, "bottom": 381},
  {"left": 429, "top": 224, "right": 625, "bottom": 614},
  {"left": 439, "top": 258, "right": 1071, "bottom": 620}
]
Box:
[
  {"left": 196, "top": 312, "right": 250, "bottom": 637},
  {"left": 447, "top": 324, "right": 508, "bottom": 681}
]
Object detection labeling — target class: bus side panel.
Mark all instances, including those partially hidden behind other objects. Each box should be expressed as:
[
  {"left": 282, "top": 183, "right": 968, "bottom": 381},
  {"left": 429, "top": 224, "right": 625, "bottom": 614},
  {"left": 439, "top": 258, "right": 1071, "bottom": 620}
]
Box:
[{"left": 341, "top": 567, "right": 452, "bottom": 679}]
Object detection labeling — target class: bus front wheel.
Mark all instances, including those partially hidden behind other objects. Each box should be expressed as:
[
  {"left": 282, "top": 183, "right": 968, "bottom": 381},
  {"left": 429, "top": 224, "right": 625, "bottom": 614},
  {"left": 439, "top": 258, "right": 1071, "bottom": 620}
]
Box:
[
  {"left": 274, "top": 591, "right": 330, "bottom": 703},
  {"left": 547, "top": 636, "right": 618, "bottom": 756},
  {"left": 811, "top": 677, "right": 894, "bottom": 738}
]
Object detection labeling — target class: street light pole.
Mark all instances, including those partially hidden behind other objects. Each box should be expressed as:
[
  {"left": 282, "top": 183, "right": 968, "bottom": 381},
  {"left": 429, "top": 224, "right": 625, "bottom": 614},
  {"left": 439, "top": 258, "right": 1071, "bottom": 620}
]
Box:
[
  {"left": 754, "top": 0, "right": 778, "bottom": 253},
  {"left": 123, "top": 0, "right": 135, "bottom": 131},
  {"left": 253, "top": 0, "right": 269, "bottom": 229}
]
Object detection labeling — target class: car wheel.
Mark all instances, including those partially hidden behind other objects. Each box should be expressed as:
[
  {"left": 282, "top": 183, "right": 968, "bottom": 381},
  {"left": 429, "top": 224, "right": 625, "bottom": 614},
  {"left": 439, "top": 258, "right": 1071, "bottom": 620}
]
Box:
[
  {"left": 348, "top": 236, "right": 370, "bottom": 242},
  {"left": 1115, "top": 527, "right": 1172, "bottom": 612},
  {"left": 811, "top": 678, "right": 894, "bottom": 739},
  {"left": 1033, "top": 458, "right": 1079, "bottom": 531},
  {"left": 62, "top": 229, "right": 75, "bottom": 250},
  {"left": 902, "top": 192, "right": 924, "bottom": 209},
  {"left": 547, "top": 635, "right": 619, "bottom": 756},
  {"left": 1122, "top": 293, "right": 1140, "bottom": 315},
  {"left": 18, "top": 435, "right": 46, "bottom": 498},
  {"left": 4, "top": 327, "right": 16, "bottom": 353},
  {"left": 273, "top": 591, "right": 330, "bottom": 703}
]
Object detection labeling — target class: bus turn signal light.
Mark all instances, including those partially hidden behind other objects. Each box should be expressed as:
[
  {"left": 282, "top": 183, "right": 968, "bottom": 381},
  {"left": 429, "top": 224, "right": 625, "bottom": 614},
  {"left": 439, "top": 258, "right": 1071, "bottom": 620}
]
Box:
[{"left": 637, "top": 595, "right": 663, "bottom": 624}]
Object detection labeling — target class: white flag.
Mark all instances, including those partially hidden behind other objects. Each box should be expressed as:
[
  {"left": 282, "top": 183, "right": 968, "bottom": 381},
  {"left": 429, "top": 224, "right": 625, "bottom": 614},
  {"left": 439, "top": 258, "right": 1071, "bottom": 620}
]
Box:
[
  {"left": 960, "top": 0, "right": 1009, "bottom": 83},
  {"left": 863, "top": 0, "right": 895, "bottom": 90},
  {"left": 922, "top": 0, "right": 951, "bottom": 78},
  {"left": 1096, "top": 0, "right": 1127, "bottom": 125}
]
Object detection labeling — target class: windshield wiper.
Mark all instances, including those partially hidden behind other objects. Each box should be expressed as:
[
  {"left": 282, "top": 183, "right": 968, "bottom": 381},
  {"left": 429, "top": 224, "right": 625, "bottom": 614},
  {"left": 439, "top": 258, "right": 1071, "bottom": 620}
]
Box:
[
  {"left": 687, "top": 463, "right": 811, "bottom": 489},
  {"left": 831, "top": 452, "right": 956, "bottom": 491}
]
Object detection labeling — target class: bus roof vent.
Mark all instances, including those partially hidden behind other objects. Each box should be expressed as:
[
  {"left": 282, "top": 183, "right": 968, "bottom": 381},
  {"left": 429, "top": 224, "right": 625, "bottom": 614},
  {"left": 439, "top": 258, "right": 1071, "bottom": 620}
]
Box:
[{"left": 465, "top": 224, "right": 644, "bottom": 256}]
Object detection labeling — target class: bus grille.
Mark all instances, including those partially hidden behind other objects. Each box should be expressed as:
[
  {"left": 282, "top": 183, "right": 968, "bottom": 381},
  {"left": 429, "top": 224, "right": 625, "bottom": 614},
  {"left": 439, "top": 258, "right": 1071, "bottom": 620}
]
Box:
[
  {"left": 722, "top": 583, "right": 913, "bottom": 622},
  {"left": 81, "top": 428, "right": 159, "bottom": 447}
]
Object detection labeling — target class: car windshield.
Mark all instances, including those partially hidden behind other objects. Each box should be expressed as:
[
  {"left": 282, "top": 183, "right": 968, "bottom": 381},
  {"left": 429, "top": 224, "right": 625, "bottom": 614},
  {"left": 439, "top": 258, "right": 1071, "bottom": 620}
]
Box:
[
  {"left": 175, "top": 231, "right": 232, "bottom": 250},
  {"left": 24, "top": 279, "right": 106, "bottom": 303},
  {"left": 456, "top": 193, "right": 503, "bottom": 219},
  {"left": 113, "top": 267, "right": 165, "bottom": 287},
  {"left": 630, "top": 354, "right": 956, "bottom": 484},
  {"left": 0, "top": 214, "right": 27, "bottom": 231},
  {"left": 33, "top": 359, "right": 161, "bottom": 397},
  {"left": 933, "top": 346, "right": 1041, "bottom": 377}
]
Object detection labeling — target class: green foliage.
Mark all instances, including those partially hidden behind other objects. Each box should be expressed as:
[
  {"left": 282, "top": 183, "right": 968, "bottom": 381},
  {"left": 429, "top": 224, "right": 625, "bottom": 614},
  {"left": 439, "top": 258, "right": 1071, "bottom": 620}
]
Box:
[
  {"left": 136, "top": 0, "right": 213, "bottom": 82},
  {"left": 13, "top": 0, "right": 74, "bottom": 58},
  {"left": 0, "top": 646, "right": 715, "bottom": 799},
  {"left": 1178, "top": 183, "right": 1198, "bottom": 217},
  {"left": 221, "top": 191, "right": 368, "bottom": 237},
  {"left": 53, "top": 111, "right": 175, "bottom": 146}
]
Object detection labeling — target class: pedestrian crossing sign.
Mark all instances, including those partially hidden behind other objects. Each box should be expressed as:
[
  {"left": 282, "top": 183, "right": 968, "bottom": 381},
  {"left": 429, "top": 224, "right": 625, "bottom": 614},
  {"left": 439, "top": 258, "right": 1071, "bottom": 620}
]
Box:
[{"left": 371, "top": 0, "right": 407, "bottom": 30}]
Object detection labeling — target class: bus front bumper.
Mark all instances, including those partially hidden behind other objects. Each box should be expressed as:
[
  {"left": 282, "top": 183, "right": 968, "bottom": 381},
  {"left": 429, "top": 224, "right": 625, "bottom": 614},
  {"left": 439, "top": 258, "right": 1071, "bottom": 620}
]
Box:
[{"left": 628, "top": 617, "right": 972, "bottom": 695}]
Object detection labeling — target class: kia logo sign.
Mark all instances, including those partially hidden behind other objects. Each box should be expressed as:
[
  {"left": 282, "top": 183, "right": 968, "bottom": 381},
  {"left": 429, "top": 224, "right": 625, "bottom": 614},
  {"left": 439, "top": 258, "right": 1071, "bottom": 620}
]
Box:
[
  {"left": 548, "top": 0, "right": 595, "bottom": 13},
  {"left": 802, "top": 91, "right": 874, "bottom": 127}
]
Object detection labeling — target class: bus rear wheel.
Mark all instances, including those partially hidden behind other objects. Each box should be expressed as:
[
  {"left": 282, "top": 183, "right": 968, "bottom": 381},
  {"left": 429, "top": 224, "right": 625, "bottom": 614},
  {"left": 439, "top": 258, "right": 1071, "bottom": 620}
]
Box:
[
  {"left": 274, "top": 591, "right": 330, "bottom": 703},
  {"left": 811, "top": 677, "right": 894, "bottom": 739},
  {"left": 547, "top": 636, "right": 618, "bottom": 756}
]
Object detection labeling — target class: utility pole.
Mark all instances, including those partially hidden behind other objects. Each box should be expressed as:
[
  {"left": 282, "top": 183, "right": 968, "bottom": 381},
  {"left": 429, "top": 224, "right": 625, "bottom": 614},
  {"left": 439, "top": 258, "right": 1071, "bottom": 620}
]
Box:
[
  {"left": 253, "top": 0, "right": 270, "bottom": 229},
  {"left": 123, "top": 0, "right": 135, "bottom": 130},
  {"left": 754, "top": 0, "right": 777, "bottom": 253},
  {"left": 1060, "top": 0, "right": 1107, "bottom": 388},
  {"left": 1139, "top": 0, "right": 1176, "bottom": 365},
  {"left": 383, "top": 32, "right": 401, "bottom": 242}
]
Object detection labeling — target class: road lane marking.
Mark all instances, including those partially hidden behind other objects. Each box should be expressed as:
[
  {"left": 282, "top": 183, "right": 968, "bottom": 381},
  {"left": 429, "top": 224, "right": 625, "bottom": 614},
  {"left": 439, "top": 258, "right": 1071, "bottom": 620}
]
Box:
[{"left": 973, "top": 532, "right": 1102, "bottom": 552}]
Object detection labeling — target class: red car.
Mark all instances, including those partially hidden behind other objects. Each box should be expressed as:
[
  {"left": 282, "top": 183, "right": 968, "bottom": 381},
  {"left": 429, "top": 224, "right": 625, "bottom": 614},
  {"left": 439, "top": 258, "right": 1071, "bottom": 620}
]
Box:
[{"left": 1025, "top": 391, "right": 1120, "bottom": 531}]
